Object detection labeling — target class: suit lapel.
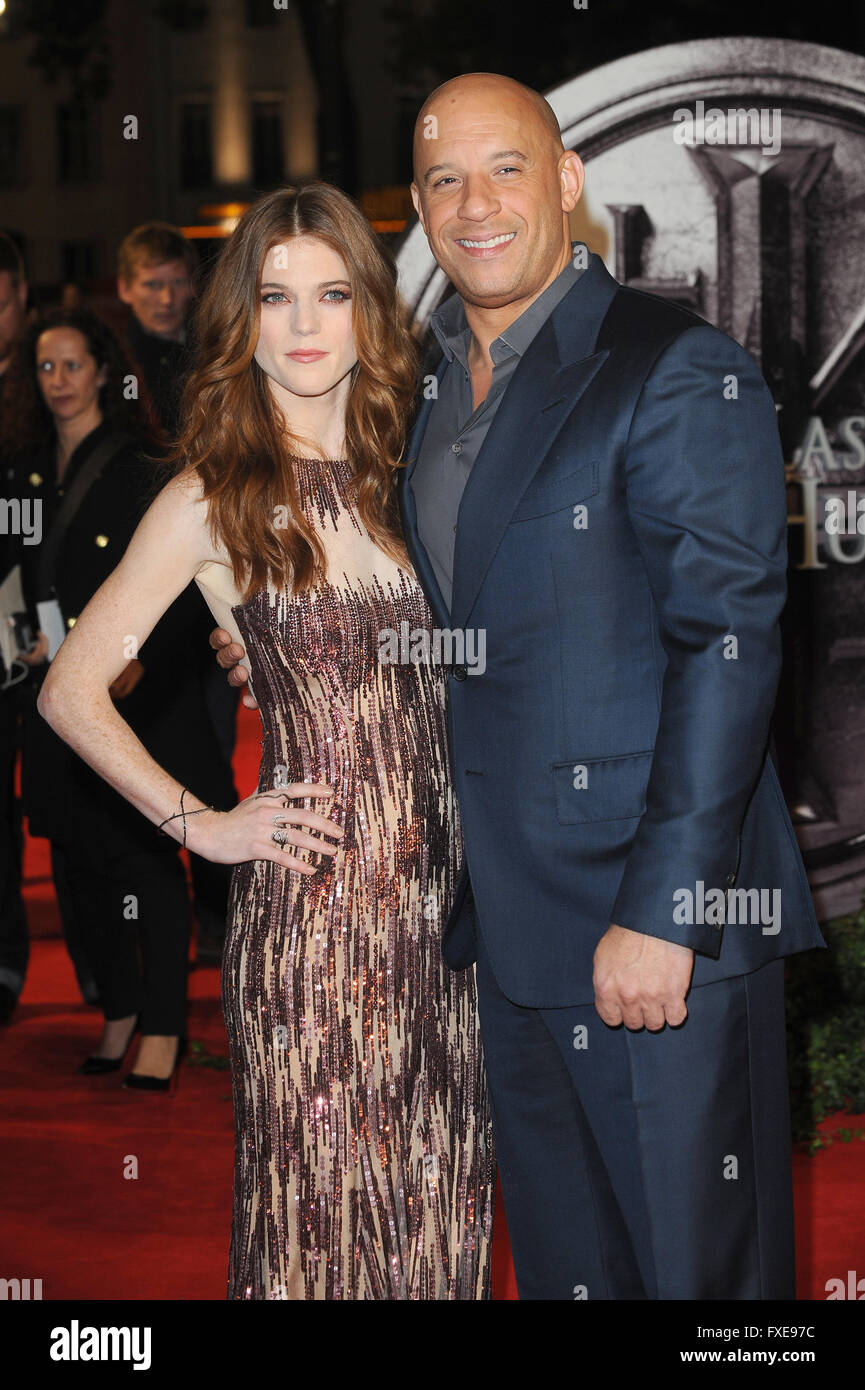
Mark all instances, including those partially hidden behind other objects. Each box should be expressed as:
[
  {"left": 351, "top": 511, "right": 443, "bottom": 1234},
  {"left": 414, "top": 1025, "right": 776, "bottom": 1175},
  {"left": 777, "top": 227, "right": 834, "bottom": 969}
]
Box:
[
  {"left": 398, "top": 252, "right": 621, "bottom": 636},
  {"left": 450, "top": 253, "right": 619, "bottom": 633}
]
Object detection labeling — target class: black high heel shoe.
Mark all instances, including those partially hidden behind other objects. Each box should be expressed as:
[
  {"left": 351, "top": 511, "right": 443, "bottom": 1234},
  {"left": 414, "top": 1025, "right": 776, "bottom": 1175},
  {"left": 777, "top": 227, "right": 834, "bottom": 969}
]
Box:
[
  {"left": 77, "top": 1015, "right": 141, "bottom": 1075},
  {"left": 122, "top": 1036, "right": 187, "bottom": 1096}
]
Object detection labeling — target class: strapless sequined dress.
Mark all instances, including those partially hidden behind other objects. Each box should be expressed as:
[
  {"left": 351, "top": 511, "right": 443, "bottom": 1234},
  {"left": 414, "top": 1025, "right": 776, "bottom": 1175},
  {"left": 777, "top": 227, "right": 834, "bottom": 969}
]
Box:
[{"left": 222, "top": 455, "right": 494, "bottom": 1299}]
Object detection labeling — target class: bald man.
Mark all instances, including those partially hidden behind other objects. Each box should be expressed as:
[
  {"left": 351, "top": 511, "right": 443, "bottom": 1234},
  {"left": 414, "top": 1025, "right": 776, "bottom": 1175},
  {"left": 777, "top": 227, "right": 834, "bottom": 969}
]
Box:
[{"left": 216, "top": 73, "right": 823, "bottom": 1299}]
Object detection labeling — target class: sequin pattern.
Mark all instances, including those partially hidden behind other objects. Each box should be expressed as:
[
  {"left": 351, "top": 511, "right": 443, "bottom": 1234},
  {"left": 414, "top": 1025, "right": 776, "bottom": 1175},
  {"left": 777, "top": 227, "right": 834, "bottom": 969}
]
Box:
[{"left": 222, "top": 455, "right": 495, "bottom": 1299}]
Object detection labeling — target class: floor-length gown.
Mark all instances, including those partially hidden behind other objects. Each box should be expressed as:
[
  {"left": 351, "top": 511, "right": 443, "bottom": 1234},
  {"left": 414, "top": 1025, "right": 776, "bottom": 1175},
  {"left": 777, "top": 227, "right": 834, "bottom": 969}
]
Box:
[{"left": 203, "top": 454, "right": 494, "bottom": 1299}]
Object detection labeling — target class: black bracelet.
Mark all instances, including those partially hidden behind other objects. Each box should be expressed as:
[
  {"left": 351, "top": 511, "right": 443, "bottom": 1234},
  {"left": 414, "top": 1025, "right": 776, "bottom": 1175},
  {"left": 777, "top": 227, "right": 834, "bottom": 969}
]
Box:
[{"left": 157, "top": 787, "right": 214, "bottom": 848}]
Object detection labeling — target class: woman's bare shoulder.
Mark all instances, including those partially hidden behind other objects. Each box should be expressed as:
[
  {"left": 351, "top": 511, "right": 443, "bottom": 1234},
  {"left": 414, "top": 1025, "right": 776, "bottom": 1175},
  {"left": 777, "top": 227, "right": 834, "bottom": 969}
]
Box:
[
  {"left": 165, "top": 463, "right": 208, "bottom": 508},
  {"left": 153, "top": 465, "right": 227, "bottom": 567}
]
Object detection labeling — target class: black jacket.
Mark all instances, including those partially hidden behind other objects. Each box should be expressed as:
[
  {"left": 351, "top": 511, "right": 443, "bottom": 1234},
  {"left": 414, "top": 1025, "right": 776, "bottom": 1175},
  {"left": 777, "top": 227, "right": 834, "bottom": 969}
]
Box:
[{"left": 124, "top": 314, "right": 189, "bottom": 439}]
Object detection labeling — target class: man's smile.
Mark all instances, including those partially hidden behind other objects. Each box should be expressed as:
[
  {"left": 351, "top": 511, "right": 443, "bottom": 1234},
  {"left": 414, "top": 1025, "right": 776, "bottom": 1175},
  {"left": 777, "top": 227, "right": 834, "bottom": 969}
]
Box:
[{"left": 453, "top": 231, "right": 517, "bottom": 255}]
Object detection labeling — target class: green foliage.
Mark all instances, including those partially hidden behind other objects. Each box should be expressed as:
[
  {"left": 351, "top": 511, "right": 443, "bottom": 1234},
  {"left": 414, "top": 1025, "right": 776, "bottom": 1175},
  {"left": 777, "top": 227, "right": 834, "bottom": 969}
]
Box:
[{"left": 785, "top": 903, "right": 865, "bottom": 1150}]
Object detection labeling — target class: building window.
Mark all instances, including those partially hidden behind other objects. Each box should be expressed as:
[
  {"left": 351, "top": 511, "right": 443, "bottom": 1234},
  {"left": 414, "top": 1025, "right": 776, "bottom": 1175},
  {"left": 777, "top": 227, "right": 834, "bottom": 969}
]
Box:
[
  {"left": 179, "top": 102, "right": 212, "bottom": 189},
  {"left": 56, "top": 103, "right": 99, "bottom": 183},
  {"left": 245, "top": 0, "right": 278, "bottom": 26},
  {"left": 0, "top": 106, "right": 25, "bottom": 187},
  {"left": 61, "top": 241, "right": 98, "bottom": 285},
  {"left": 251, "top": 101, "right": 284, "bottom": 188}
]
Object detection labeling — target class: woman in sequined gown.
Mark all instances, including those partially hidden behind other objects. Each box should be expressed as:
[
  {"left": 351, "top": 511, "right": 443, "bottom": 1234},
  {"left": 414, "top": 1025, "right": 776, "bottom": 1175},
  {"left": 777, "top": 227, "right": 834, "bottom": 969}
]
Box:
[
  {"left": 184, "top": 185, "right": 494, "bottom": 1298},
  {"left": 202, "top": 446, "right": 493, "bottom": 1299},
  {"left": 39, "top": 182, "right": 494, "bottom": 1300}
]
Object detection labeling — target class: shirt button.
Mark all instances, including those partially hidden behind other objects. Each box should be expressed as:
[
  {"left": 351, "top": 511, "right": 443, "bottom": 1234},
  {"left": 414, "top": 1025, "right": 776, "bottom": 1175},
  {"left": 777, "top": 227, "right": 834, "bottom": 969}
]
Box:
[{"left": 451, "top": 441, "right": 462, "bottom": 455}]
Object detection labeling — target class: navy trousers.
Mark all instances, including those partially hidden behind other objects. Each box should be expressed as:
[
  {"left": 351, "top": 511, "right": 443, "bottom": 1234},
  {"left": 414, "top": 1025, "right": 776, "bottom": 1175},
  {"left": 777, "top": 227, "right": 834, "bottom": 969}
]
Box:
[{"left": 473, "top": 927, "right": 795, "bottom": 1300}]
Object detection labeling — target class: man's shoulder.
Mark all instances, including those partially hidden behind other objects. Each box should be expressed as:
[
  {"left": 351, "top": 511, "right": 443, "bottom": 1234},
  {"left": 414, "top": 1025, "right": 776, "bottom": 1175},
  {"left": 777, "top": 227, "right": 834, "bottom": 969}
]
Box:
[
  {"left": 598, "top": 281, "right": 756, "bottom": 376},
  {"left": 601, "top": 279, "right": 708, "bottom": 344}
]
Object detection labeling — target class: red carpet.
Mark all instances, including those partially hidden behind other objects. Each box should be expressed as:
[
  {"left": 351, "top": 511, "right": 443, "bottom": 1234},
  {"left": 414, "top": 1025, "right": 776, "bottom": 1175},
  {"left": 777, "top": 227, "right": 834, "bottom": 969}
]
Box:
[{"left": 1, "top": 702, "right": 861, "bottom": 1300}]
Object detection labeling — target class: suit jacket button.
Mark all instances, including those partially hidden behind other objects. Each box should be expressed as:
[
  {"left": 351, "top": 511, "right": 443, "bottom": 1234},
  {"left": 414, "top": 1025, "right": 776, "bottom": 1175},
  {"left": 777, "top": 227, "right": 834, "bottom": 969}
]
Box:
[
  {"left": 452, "top": 664, "right": 468, "bottom": 680},
  {"left": 725, "top": 871, "right": 736, "bottom": 886},
  {"left": 95, "top": 534, "right": 109, "bottom": 547}
]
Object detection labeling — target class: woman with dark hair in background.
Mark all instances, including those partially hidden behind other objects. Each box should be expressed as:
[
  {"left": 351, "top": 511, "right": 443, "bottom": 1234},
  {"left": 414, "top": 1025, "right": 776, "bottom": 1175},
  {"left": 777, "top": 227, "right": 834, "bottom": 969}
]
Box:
[
  {"left": 36, "top": 183, "right": 494, "bottom": 1298},
  {"left": 0, "top": 306, "right": 234, "bottom": 1087}
]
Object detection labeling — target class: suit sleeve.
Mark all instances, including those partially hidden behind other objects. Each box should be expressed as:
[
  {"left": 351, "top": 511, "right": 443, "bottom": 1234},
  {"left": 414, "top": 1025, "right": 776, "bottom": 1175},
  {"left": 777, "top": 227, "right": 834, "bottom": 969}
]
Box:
[{"left": 609, "top": 323, "right": 788, "bottom": 957}]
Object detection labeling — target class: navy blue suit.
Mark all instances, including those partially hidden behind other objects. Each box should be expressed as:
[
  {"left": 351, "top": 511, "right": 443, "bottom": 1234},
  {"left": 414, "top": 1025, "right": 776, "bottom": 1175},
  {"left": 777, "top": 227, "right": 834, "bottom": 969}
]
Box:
[{"left": 399, "top": 252, "right": 825, "bottom": 1299}]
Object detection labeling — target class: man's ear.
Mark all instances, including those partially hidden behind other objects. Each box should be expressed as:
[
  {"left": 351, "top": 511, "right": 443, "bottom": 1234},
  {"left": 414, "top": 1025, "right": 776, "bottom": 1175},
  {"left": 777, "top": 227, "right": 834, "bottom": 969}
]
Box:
[
  {"left": 410, "top": 182, "right": 426, "bottom": 233},
  {"left": 559, "top": 150, "right": 585, "bottom": 214},
  {"left": 117, "top": 276, "right": 132, "bottom": 306}
]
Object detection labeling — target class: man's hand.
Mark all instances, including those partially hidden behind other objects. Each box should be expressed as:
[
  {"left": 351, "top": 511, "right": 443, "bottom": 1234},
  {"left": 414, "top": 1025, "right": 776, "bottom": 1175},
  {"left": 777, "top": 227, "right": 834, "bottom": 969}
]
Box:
[
  {"left": 593, "top": 924, "right": 694, "bottom": 1031},
  {"left": 210, "top": 626, "right": 258, "bottom": 709}
]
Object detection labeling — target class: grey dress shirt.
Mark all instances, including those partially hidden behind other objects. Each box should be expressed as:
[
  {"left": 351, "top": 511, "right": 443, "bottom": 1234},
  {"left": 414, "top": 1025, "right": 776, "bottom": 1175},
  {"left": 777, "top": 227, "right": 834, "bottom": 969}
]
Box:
[{"left": 411, "top": 242, "right": 588, "bottom": 615}]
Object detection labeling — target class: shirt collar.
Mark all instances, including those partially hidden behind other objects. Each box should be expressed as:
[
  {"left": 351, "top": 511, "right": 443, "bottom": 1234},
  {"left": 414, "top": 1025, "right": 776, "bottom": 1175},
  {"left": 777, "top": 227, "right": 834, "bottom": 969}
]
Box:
[{"left": 429, "top": 241, "right": 588, "bottom": 369}]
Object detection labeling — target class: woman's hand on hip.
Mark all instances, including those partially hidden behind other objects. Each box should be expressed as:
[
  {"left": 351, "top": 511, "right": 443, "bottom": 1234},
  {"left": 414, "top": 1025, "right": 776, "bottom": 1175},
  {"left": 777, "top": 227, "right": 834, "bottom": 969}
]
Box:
[{"left": 186, "top": 784, "right": 345, "bottom": 871}]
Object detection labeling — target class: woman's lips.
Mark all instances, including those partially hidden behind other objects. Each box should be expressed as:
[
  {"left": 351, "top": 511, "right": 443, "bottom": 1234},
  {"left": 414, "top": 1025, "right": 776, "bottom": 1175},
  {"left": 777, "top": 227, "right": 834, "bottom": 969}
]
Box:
[{"left": 286, "top": 350, "right": 328, "bottom": 362}]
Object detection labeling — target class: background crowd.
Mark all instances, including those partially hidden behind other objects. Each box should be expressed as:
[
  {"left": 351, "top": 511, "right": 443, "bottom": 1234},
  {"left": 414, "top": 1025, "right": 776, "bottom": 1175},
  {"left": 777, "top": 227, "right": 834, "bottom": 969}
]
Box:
[{"left": 0, "top": 224, "right": 239, "bottom": 1089}]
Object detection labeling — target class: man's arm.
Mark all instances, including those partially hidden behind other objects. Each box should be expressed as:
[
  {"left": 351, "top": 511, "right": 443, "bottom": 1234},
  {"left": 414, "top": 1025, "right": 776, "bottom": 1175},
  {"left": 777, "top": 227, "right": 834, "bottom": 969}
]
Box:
[{"left": 594, "top": 323, "right": 787, "bottom": 1028}]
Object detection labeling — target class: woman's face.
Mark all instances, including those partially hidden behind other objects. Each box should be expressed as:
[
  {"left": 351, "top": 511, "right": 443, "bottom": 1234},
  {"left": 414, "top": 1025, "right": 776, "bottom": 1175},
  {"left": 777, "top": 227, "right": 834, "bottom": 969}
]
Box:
[
  {"left": 254, "top": 236, "right": 357, "bottom": 405},
  {"left": 36, "top": 326, "right": 107, "bottom": 426}
]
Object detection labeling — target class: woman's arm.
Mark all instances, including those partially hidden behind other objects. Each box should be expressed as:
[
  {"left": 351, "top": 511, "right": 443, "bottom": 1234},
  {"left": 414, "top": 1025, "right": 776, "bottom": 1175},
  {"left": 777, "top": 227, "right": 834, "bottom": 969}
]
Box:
[{"left": 37, "top": 469, "right": 344, "bottom": 872}]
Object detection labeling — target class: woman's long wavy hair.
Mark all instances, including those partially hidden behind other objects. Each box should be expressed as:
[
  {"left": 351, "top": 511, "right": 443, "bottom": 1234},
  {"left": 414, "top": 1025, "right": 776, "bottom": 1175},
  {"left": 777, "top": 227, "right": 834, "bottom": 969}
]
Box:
[
  {"left": 0, "top": 307, "right": 148, "bottom": 458},
  {"left": 169, "top": 181, "right": 420, "bottom": 602}
]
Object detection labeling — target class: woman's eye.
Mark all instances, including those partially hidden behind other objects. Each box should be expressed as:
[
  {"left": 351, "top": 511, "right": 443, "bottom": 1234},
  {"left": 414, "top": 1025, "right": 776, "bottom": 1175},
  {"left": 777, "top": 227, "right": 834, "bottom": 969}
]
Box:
[
  {"left": 323, "top": 289, "right": 350, "bottom": 301},
  {"left": 261, "top": 292, "right": 287, "bottom": 305}
]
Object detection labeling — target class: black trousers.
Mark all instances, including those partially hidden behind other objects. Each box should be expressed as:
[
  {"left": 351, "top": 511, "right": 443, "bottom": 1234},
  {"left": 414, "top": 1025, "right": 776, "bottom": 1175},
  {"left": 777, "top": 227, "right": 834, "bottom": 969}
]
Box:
[
  {"left": 51, "top": 835, "right": 191, "bottom": 1034},
  {"left": 473, "top": 925, "right": 796, "bottom": 1300},
  {"left": 19, "top": 677, "right": 193, "bottom": 1033}
]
